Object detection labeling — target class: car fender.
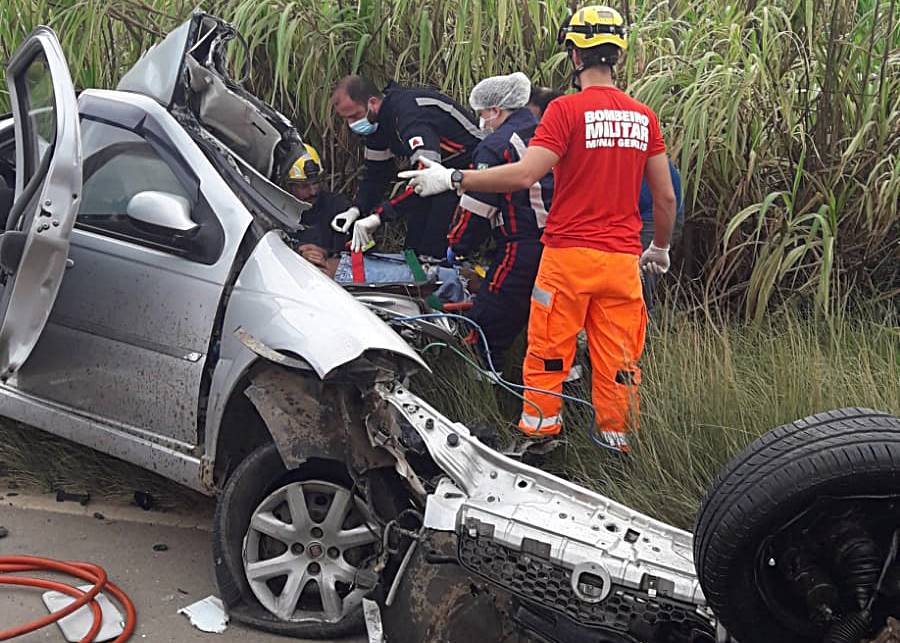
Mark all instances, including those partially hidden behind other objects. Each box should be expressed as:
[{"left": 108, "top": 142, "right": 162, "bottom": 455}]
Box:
[
  {"left": 224, "top": 231, "right": 425, "bottom": 378},
  {"left": 202, "top": 231, "right": 425, "bottom": 480}
]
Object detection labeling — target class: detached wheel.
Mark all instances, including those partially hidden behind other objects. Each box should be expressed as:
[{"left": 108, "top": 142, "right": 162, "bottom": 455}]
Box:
[
  {"left": 213, "top": 442, "right": 379, "bottom": 638},
  {"left": 694, "top": 408, "right": 900, "bottom": 643}
]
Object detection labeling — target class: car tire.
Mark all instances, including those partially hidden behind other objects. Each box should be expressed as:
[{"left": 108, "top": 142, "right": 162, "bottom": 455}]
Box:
[
  {"left": 213, "top": 441, "right": 373, "bottom": 639},
  {"left": 693, "top": 408, "right": 900, "bottom": 643}
]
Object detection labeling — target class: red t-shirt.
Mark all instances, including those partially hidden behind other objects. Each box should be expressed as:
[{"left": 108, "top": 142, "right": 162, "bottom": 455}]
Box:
[{"left": 529, "top": 86, "right": 666, "bottom": 255}]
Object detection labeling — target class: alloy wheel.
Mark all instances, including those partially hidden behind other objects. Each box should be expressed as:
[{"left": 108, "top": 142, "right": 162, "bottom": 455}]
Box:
[{"left": 242, "top": 480, "right": 379, "bottom": 623}]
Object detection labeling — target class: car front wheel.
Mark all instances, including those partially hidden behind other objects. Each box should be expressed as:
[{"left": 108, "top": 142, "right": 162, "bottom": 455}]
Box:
[{"left": 213, "top": 442, "right": 379, "bottom": 638}]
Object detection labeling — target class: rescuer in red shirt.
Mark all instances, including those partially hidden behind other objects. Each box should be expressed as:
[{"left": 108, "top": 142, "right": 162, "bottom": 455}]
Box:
[{"left": 401, "top": 5, "right": 677, "bottom": 453}]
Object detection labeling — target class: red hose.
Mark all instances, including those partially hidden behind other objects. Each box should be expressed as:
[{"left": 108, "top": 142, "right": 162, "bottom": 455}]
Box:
[{"left": 0, "top": 555, "right": 136, "bottom": 641}]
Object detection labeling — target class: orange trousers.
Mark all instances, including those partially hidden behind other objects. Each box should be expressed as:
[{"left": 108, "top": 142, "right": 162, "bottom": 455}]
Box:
[{"left": 518, "top": 246, "right": 646, "bottom": 451}]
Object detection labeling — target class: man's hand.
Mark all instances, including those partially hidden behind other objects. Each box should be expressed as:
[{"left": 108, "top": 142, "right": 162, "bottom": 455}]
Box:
[
  {"left": 331, "top": 206, "right": 361, "bottom": 233},
  {"left": 296, "top": 244, "right": 329, "bottom": 274},
  {"left": 398, "top": 157, "right": 454, "bottom": 197},
  {"left": 351, "top": 214, "right": 381, "bottom": 252},
  {"left": 297, "top": 243, "right": 326, "bottom": 265},
  {"left": 639, "top": 241, "right": 670, "bottom": 274}
]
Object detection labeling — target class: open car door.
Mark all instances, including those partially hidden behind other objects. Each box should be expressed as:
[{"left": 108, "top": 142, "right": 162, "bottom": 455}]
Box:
[{"left": 0, "top": 27, "right": 81, "bottom": 378}]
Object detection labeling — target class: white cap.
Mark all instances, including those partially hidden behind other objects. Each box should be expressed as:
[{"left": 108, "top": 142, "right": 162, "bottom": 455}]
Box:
[{"left": 469, "top": 72, "right": 532, "bottom": 112}]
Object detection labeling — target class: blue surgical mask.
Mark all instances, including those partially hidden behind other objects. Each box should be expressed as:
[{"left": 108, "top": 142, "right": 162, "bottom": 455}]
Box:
[{"left": 350, "top": 112, "right": 378, "bottom": 136}]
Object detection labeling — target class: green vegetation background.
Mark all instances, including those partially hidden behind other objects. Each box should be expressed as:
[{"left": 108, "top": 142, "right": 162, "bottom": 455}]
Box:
[{"left": 0, "top": 1, "right": 897, "bottom": 527}]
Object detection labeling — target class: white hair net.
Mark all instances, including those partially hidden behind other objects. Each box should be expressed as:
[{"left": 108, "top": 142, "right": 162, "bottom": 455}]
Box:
[{"left": 469, "top": 72, "right": 532, "bottom": 112}]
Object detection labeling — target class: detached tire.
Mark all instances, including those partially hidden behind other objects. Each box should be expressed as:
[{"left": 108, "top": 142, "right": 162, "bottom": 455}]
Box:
[
  {"left": 213, "top": 442, "right": 370, "bottom": 639},
  {"left": 694, "top": 408, "right": 900, "bottom": 643}
]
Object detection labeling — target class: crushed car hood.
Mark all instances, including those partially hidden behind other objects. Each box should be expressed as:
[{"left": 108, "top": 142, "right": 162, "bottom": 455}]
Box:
[{"left": 224, "top": 232, "right": 426, "bottom": 378}]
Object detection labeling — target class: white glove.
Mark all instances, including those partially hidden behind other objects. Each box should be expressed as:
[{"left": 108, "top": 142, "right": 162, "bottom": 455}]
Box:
[
  {"left": 397, "top": 157, "right": 455, "bottom": 197},
  {"left": 331, "top": 206, "right": 360, "bottom": 233},
  {"left": 350, "top": 214, "right": 381, "bottom": 252},
  {"left": 639, "top": 241, "right": 670, "bottom": 274}
]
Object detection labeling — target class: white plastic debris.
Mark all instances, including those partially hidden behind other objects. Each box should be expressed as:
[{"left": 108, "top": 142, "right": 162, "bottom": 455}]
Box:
[
  {"left": 42, "top": 585, "right": 125, "bottom": 643},
  {"left": 178, "top": 595, "right": 229, "bottom": 634},
  {"left": 362, "top": 598, "right": 384, "bottom": 643}
]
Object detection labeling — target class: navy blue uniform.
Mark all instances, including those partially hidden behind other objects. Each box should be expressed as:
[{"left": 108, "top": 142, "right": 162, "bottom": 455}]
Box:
[
  {"left": 292, "top": 191, "right": 351, "bottom": 254},
  {"left": 357, "top": 82, "right": 484, "bottom": 258},
  {"left": 448, "top": 107, "right": 553, "bottom": 372},
  {"left": 639, "top": 160, "right": 683, "bottom": 314}
]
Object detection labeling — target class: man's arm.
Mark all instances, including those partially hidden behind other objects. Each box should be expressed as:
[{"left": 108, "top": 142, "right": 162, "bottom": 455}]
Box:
[
  {"left": 356, "top": 150, "right": 395, "bottom": 215},
  {"left": 400, "top": 97, "right": 567, "bottom": 197},
  {"left": 356, "top": 123, "right": 396, "bottom": 214},
  {"left": 325, "top": 193, "right": 353, "bottom": 253},
  {"left": 644, "top": 153, "right": 676, "bottom": 249},
  {"left": 448, "top": 145, "right": 502, "bottom": 255},
  {"left": 396, "top": 119, "right": 443, "bottom": 165},
  {"left": 459, "top": 146, "right": 559, "bottom": 193}
]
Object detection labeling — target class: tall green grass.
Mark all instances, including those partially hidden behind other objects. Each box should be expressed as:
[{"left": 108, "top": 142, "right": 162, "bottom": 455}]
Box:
[
  {"left": 416, "top": 306, "right": 900, "bottom": 530},
  {"left": 0, "top": 0, "right": 897, "bottom": 317}
]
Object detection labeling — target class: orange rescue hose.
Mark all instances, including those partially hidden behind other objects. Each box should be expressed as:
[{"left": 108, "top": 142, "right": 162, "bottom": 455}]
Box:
[{"left": 0, "top": 555, "right": 136, "bottom": 641}]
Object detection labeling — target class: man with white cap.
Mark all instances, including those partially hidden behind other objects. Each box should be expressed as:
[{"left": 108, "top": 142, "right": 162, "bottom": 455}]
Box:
[{"left": 447, "top": 72, "right": 553, "bottom": 375}]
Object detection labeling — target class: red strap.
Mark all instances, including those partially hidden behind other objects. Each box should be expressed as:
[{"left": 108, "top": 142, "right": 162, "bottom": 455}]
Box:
[
  {"left": 373, "top": 186, "right": 415, "bottom": 217},
  {"left": 443, "top": 301, "right": 474, "bottom": 312},
  {"left": 389, "top": 186, "right": 416, "bottom": 206},
  {"left": 351, "top": 250, "right": 366, "bottom": 283}
]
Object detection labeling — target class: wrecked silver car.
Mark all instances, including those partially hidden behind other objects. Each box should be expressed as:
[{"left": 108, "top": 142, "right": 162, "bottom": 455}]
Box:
[{"left": 2, "top": 16, "right": 898, "bottom": 643}]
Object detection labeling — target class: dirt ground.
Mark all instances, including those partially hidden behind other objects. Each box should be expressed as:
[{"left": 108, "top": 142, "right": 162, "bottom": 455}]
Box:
[{"left": 0, "top": 496, "right": 365, "bottom": 643}]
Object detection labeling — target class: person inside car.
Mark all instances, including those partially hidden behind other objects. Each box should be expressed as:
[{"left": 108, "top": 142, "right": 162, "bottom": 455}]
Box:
[{"left": 282, "top": 144, "right": 350, "bottom": 277}]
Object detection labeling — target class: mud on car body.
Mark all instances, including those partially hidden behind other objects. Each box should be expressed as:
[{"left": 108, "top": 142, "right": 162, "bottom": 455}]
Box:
[{"left": 0, "top": 15, "right": 897, "bottom": 643}]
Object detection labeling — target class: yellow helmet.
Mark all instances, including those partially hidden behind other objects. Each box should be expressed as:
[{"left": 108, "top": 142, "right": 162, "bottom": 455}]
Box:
[
  {"left": 558, "top": 5, "right": 628, "bottom": 51},
  {"left": 286, "top": 143, "right": 323, "bottom": 182}
]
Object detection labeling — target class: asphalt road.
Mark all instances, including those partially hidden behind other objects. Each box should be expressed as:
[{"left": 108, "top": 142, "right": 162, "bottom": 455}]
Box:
[{"left": 0, "top": 501, "right": 365, "bottom": 643}]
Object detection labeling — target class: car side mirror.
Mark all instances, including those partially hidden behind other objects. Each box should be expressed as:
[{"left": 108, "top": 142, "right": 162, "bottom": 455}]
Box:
[{"left": 126, "top": 190, "right": 199, "bottom": 236}]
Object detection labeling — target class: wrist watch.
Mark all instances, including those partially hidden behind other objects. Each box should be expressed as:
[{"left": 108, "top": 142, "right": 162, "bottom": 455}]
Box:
[{"left": 450, "top": 169, "right": 464, "bottom": 190}]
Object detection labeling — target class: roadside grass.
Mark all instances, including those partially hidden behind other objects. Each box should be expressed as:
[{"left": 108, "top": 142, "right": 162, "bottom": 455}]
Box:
[
  {"left": 412, "top": 305, "right": 900, "bottom": 530},
  {"left": 0, "top": 306, "right": 896, "bottom": 530},
  {"left": 0, "top": 421, "right": 208, "bottom": 512}
]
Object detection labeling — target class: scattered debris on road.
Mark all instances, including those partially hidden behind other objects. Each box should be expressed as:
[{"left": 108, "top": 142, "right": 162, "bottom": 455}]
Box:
[
  {"left": 56, "top": 489, "right": 91, "bottom": 506},
  {"left": 42, "top": 585, "right": 125, "bottom": 643},
  {"left": 179, "top": 595, "right": 229, "bottom": 634},
  {"left": 153, "top": 543, "right": 169, "bottom": 552},
  {"left": 133, "top": 491, "right": 155, "bottom": 511},
  {"left": 0, "top": 526, "right": 7, "bottom": 539}
]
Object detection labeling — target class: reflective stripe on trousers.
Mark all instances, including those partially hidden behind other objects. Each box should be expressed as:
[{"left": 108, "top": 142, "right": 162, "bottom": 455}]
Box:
[
  {"left": 518, "top": 411, "right": 562, "bottom": 435},
  {"left": 598, "top": 430, "right": 630, "bottom": 452},
  {"left": 518, "top": 246, "right": 646, "bottom": 439}
]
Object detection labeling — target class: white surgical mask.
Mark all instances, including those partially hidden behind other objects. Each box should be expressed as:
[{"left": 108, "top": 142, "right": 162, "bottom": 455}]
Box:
[{"left": 479, "top": 110, "right": 500, "bottom": 133}]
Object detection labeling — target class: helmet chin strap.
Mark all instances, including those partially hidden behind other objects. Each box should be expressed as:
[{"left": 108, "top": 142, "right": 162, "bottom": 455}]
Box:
[{"left": 570, "top": 51, "right": 585, "bottom": 90}]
